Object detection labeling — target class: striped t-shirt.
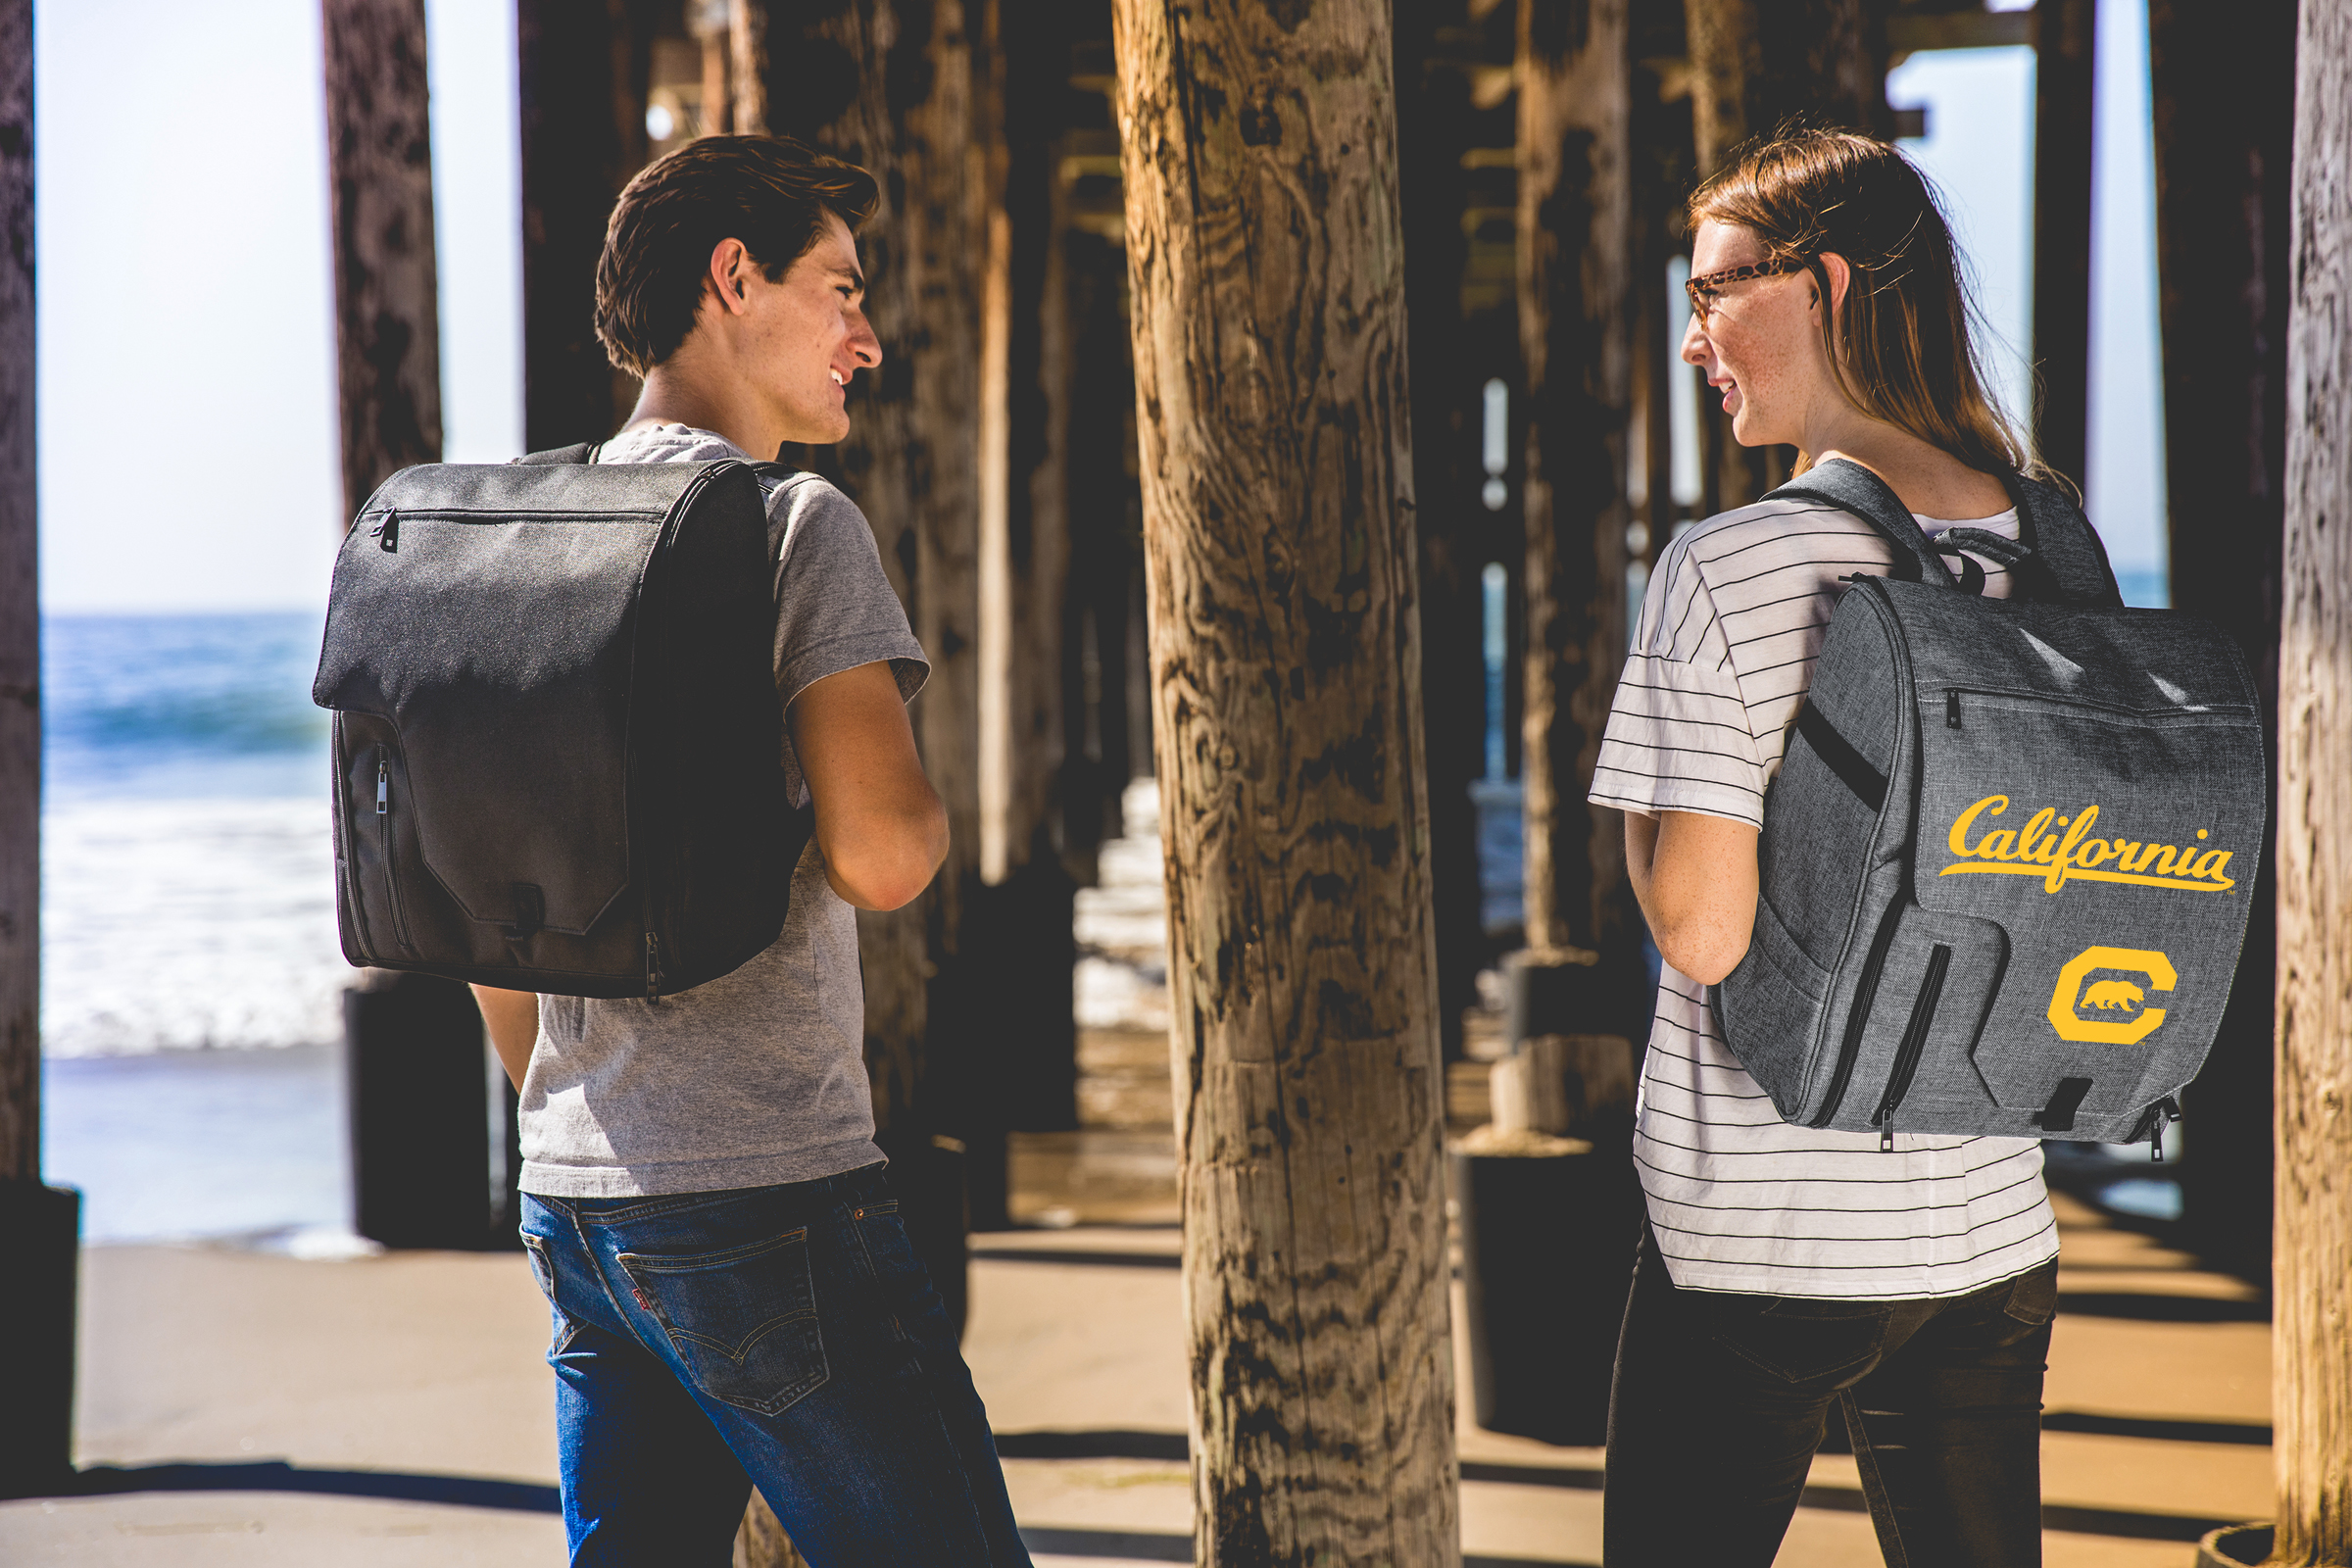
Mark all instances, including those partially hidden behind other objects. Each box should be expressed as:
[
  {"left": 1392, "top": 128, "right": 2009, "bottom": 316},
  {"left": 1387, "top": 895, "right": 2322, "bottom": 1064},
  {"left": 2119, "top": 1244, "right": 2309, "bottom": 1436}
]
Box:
[{"left": 1591, "top": 492, "right": 2061, "bottom": 1299}]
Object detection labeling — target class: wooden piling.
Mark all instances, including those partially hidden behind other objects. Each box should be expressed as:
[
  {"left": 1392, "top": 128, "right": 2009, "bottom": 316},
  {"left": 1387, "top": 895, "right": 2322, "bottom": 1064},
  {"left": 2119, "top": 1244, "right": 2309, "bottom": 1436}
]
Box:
[
  {"left": 0, "top": 0, "right": 81, "bottom": 1501},
  {"left": 1679, "top": 0, "right": 1888, "bottom": 509},
  {"left": 1396, "top": 0, "right": 1494, "bottom": 1059},
  {"left": 517, "top": 0, "right": 654, "bottom": 451},
  {"left": 321, "top": 0, "right": 442, "bottom": 516},
  {"left": 968, "top": 0, "right": 1080, "bottom": 1137},
  {"left": 2029, "top": 0, "right": 2094, "bottom": 491},
  {"left": 1517, "top": 0, "right": 1637, "bottom": 970},
  {"left": 0, "top": 0, "right": 33, "bottom": 1201},
  {"left": 2274, "top": 5, "right": 2352, "bottom": 1555},
  {"left": 737, "top": 0, "right": 986, "bottom": 1173},
  {"left": 1112, "top": 1, "right": 1459, "bottom": 1558},
  {"left": 2147, "top": 0, "right": 2296, "bottom": 1286}
]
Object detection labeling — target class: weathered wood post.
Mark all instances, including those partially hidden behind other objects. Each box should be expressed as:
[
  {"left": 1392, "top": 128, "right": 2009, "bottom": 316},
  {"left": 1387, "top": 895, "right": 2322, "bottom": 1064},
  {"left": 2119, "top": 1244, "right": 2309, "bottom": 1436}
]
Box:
[
  {"left": 737, "top": 0, "right": 986, "bottom": 1249},
  {"left": 970, "top": 0, "right": 1080, "bottom": 1138},
  {"left": 2030, "top": 0, "right": 2095, "bottom": 490},
  {"left": 1112, "top": 3, "right": 1459, "bottom": 1560},
  {"left": 323, "top": 0, "right": 505, "bottom": 1253},
  {"left": 2272, "top": 6, "right": 2352, "bottom": 1559},
  {"left": 0, "top": 0, "right": 37, "bottom": 1230},
  {"left": 1394, "top": 0, "right": 1491, "bottom": 1061},
  {"left": 1680, "top": 0, "right": 1889, "bottom": 510},
  {"left": 518, "top": 0, "right": 651, "bottom": 451},
  {"left": 1469, "top": 7, "right": 1645, "bottom": 1450},
  {"left": 0, "top": 0, "right": 80, "bottom": 1501},
  {"left": 2148, "top": 0, "right": 2296, "bottom": 1285},
  {"left": 731, "top": 11, "right": 984, "bottom": 1554},
  {"left": 323, "top": 0, "right": 442, "bottom": 512},
  {"left": 1517, "top": 0, "right": 1636, "bottom": 982}
]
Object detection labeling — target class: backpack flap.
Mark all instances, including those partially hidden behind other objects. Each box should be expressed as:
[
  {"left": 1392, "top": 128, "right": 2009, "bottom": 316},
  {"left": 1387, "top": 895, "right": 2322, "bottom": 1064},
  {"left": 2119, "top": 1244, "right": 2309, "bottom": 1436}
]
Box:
[{"left": 315, "top": 459, "right": 785, "bottom": 996}]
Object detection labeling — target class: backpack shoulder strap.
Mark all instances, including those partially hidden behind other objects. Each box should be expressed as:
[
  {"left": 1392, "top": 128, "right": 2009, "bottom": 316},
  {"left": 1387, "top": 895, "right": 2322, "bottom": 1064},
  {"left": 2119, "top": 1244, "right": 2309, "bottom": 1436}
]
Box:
[
  {"left": 1768, "top": 458, "right": 1958, "bottom": 588},
  {"left": 510, "top": 443, "right": 601, "bottom": 466},
  {"left": 1991, "top": 469, "right": 2125, "bottom": 608}
]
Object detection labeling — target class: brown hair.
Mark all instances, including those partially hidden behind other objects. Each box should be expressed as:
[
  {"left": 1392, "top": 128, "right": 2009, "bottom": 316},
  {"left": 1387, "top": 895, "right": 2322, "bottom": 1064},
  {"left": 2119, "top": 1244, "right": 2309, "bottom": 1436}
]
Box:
[
  {"left": 595, "top": 134, "right": 880, "bottom": 377},
  {"left": 1687, "top": 129, "right": 2041, "bottom": 480}
]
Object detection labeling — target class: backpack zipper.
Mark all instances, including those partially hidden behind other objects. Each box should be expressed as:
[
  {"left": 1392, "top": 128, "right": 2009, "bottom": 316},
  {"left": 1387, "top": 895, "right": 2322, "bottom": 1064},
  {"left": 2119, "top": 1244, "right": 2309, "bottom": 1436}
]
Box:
[
  {"left": 1809, "top": 898, "right": 1907, "bottom": 1127},
  {"left": 375, "top": 750, "right": 415, "bottom": 954},
  {"left": 1872, "top": 943, "right": 1952, "bottom": 1150},
  {"left": 2146, "top": 1095, "right": 2180, "bottom": 1162}
]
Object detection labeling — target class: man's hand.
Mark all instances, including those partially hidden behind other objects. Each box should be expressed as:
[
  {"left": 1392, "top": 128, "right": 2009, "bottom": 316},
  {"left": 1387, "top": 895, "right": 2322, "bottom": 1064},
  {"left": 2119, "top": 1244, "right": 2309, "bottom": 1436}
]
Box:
[
  {"left": 473, "top": 985, "right": 540, "bottom": 1091},
  {"left": 1624, "top": 809, "right": 1761, "bottom": 985},
  {"left": 790, "top": 661, "right": 949, "bottom": 910}
]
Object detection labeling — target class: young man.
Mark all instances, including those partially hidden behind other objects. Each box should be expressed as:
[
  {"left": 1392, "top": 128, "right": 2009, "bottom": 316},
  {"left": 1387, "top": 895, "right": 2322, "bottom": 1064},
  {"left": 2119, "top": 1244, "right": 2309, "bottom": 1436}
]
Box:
[{"left": 471, "top": 135, "right": 1031, "bottom": 1567}]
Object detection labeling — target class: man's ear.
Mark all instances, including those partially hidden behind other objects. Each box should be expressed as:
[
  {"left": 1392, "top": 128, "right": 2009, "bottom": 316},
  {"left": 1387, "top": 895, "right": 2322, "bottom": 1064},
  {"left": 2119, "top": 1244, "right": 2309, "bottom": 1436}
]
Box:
[{"left": 707, "top": 237, "right": 755, "bottom": 318}]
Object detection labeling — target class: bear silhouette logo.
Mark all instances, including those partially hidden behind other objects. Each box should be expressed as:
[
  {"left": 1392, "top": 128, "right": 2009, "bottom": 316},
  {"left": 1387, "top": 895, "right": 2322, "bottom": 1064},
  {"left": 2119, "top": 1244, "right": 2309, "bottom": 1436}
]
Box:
[
  {"left": 2049, "top": 948, "right": 2177, "bottom": 1045},
  {"left": 2080, "top": 979, "right": 2145, "bottom": 1013}
]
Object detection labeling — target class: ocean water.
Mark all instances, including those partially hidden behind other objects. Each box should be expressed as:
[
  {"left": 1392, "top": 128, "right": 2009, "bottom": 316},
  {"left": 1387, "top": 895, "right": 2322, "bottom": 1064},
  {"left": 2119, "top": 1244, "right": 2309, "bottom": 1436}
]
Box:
[
  {"left": 39, "top": 612, "right": 352, "bottom": 1243},
  {"left": 41, "top": 612, "right": 343, "bottom": 1056}
]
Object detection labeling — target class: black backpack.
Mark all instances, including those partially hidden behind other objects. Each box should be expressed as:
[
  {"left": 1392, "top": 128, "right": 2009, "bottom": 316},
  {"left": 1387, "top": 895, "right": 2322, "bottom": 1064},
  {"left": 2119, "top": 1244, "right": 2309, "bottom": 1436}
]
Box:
[
  {"left": 1713, "top": 460, "right": 2265, "bottom": 1151},
  {"left": 312, "top": 445, "right": 811, "bottom": 1001}
]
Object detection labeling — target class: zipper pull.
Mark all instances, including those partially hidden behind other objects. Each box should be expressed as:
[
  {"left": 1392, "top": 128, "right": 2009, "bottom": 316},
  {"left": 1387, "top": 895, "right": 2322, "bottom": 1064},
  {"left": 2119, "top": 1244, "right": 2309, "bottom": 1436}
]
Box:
[
  {"left": 646, "top": 933, "right": 663, "bottom": 1004},
  {"left": 1945, "top": 691, "right": 1962, "bottom": 728},
  {"left": 2151, "top": 1095, "right": 2180, "bottom": 1162},
  {"left": 1881, "top": 1122, "right": 1894, "bottom": 1152},
  {"left": 376, "top": 510, "right": 399, "bottom": 553},
  {"left": 375, "top": 761, "right": 389, "bottom": 814}
]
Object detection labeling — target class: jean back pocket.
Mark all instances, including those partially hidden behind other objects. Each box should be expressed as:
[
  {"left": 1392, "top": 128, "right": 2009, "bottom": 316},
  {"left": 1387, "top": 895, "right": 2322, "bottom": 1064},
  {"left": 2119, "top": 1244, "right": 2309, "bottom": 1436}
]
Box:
[
  {"left": 519, "top": 1231, "right": 583, "bottom": 1357},
  {"left": 617, "top": 1228, "right": 828, "bottom": 1415}
]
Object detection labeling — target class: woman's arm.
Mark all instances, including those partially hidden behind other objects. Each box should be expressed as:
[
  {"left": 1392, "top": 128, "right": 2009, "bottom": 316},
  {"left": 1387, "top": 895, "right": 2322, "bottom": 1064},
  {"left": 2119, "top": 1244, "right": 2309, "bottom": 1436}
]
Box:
[{"left": 1624, "top": 809, "right": 1762, "bottom": 985}]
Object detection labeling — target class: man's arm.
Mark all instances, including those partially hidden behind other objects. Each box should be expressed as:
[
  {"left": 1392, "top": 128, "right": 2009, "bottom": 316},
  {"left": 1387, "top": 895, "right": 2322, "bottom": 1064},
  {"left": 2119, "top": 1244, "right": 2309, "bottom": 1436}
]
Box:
[
  {"left": 1624, "top": 808, "right": 1761, "bottom": 985},
  {"left": 790, "top": 661, "right": 949, "bottom": 910},
  {"left": 473, "top": 985, "right": 539, "bottom": 1091}
]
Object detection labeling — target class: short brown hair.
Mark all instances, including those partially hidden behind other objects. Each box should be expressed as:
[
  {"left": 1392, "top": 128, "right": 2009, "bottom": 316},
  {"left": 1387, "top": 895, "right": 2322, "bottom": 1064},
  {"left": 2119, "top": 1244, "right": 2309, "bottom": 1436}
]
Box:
[
  {"left": 595, "top": 135, "right": 880, "bottom": 377},
  {"left": 1688, "top": 129, "right": 2041, "bottom": 481}
]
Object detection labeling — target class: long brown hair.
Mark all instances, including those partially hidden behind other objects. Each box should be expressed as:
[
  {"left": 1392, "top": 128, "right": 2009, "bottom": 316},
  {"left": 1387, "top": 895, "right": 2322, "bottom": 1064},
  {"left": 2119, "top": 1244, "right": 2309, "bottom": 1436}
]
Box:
[{"left": 1687, "top": 129, "right": 2041, "bottom": 481}]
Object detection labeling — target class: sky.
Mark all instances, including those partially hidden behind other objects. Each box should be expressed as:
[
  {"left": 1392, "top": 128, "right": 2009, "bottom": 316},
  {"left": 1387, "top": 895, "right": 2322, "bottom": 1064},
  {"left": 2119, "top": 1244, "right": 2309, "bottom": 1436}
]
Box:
[
  {"left": 33, "top": 1, "right": 2169, "bottom": 614},
  {"left": 33, "top": 0, "right": 517, "bottom": 614}
]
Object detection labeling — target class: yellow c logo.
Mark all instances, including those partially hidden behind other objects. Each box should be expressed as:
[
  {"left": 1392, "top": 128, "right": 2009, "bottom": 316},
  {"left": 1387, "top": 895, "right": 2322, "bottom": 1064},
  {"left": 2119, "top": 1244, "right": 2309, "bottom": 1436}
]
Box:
[{"left": 2047, "top": 947, "right": 2177, "bottom": 1045}]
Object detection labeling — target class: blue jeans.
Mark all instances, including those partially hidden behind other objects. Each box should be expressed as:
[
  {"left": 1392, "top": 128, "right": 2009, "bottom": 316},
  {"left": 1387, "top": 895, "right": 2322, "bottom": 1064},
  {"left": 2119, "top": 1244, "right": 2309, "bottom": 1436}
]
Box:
[{"left": 518, "top": 1163, "right": 1031, "bottom": 1567}]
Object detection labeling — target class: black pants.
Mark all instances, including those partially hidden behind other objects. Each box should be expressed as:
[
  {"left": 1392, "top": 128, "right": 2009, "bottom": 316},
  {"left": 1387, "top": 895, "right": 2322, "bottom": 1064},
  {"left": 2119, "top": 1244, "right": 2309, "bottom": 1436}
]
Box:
[{"left": 1604, "top": 1226, "right": 2056, "bottom": 1567}]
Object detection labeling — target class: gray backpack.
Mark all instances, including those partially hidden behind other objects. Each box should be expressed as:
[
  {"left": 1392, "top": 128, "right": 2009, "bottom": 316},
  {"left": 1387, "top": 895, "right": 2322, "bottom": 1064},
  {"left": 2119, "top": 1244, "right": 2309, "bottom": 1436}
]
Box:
[
  {"left": 313, "top": 446, "right": 810, "bottom": 1001},
  {"left": 1713, "top": 460, "right": 2264, "bottom": 1152}
]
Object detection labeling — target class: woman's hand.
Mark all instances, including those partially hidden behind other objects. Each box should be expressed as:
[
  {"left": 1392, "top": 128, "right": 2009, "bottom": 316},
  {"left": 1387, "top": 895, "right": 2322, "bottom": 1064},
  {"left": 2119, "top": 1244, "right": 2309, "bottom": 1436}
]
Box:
[{"left": 1625, "top": 810, "right": 1761, "bottom": 985}]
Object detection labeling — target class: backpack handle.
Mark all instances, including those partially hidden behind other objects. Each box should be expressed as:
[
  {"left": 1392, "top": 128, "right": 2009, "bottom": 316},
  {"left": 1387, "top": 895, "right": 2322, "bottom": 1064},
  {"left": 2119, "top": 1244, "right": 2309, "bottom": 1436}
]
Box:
[
  {"left": 1935, "top": 526, "right": 2031, "bottom": 570},
  {"left": 512, "top": 442, "right": 604, "bottom": 466},
  {"left": 1770, "top": 459, "right": 1961, "bottom": 588},
  {"left": 1770, "top": 458, "right": 2123, "bottom": 608}
]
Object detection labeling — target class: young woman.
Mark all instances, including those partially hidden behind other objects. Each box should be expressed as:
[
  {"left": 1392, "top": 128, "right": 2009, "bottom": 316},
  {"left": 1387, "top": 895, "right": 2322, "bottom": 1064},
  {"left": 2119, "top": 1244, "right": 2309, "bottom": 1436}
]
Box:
[{"left": 1591, "top": 131, "right": 2068, "bottom": 1567}]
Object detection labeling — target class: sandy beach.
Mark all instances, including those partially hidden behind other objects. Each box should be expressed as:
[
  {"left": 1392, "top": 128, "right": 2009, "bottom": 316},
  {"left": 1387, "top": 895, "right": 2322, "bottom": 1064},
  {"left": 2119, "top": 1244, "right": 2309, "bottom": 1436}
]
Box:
[{"left": 0, "top": 1179, "right": 2274, "bottom": 1566}]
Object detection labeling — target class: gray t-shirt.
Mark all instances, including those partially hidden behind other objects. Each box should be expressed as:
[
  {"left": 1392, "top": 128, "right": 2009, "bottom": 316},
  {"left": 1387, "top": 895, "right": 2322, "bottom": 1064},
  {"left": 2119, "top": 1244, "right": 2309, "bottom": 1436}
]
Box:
[{"left": 516, "top": 423, "right": 928, "bottom": 1198}]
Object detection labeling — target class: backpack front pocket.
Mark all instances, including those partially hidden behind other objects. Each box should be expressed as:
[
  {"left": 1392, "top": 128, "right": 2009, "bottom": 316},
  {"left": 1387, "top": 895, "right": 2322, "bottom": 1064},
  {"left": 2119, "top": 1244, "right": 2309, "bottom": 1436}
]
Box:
[
  {"left": 1918, "top": 684, "right": 2262, "bottom": 1134},
  {"left": 335, "top": 713, "right": 422, "bottom": 961},
  {"left": 1715, "top": 894, "right": 1835, "bottom": 1126},
  {"left": 1819, "top": 903, "right": 2009, "bottom": 1137}
]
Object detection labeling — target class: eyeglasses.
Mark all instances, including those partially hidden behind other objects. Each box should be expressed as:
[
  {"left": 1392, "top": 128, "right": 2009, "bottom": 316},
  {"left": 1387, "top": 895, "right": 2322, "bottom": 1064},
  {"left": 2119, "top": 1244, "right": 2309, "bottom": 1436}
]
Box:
[{"left": 1685, "top": 259, "right": 1807, "bottom": 321}]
